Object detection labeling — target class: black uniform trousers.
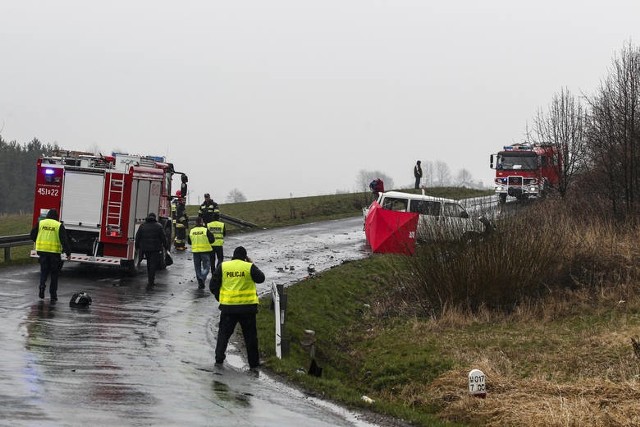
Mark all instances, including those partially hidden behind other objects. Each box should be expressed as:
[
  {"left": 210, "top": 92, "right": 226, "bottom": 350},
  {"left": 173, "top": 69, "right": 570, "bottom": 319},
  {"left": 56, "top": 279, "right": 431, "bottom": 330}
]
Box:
[
  {"left": 215, "top": 311, "right": 260, "bottom": 368},
  {"left": 143, "top": 250, "right": 162, "bottom": 286},
  {"left": 210, "top": 246, "right": 224, "bottom": 271},
  {"left": 39, "top": 252, "right": 61, "bottom": 299}
]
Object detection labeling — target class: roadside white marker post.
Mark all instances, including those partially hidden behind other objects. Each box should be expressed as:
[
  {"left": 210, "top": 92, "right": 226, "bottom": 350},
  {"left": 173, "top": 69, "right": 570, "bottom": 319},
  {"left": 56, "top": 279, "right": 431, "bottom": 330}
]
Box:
[
  {"left": 468, "top": 369, "right": 486, "bottom": 398},
  {"left": 271, "top": 283, "right": 282, "bottom": 359}
]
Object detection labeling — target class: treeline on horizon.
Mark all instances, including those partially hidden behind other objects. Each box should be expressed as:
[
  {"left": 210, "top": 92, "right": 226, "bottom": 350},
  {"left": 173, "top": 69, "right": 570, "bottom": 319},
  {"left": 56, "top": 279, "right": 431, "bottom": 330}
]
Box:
[{"left": 0, "top": 136, "right": 58, "bottom": 215}]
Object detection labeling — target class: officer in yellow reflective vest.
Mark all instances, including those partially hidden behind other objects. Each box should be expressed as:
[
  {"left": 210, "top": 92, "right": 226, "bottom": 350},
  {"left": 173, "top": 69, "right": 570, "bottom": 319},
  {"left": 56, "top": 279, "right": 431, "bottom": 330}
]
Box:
[
  {"left": 210, "top": 246, "right": 265, "bottom": 369},
  {"left": 187, "top": 217, "right": 215, "bottom": 289},
  {"left": 30, "top": 208, "right": 71, "bottom": 302},
  {"left": 206, "top": 212, "right": 226, "bottom": 270}
]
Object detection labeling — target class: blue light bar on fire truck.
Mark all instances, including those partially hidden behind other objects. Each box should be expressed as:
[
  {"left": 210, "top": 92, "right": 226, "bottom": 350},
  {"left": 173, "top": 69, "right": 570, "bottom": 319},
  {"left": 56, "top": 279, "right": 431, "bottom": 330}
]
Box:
[{"left": 503, "top": 143, "right": 533, "bottom": 151}]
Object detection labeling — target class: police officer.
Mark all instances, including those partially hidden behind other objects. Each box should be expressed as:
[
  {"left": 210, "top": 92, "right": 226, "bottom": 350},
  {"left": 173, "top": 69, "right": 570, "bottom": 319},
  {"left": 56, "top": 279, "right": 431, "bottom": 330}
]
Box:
[
  {"left": 30, "top": 208, "right": 71, "bottom": 301},
  {"left": 198, "top": 193, "right": 219, "bottom": 224},
  {"left": 210, "top": 246, "right": 265, "bottom": 369},
  {"left": 188, "top": 217, "right": 215, "bottom": 289},
  {"left": 206, "top": 212, "right": 226, "bottom": 270},
  {"left": 134, "top": 212, "right": 169, "bottom": 288}
]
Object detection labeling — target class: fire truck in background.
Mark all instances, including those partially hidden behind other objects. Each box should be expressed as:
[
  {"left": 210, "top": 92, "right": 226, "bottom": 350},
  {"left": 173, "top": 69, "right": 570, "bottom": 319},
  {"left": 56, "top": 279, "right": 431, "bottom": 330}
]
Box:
[
  {"left": 490, "top": 143, "right": 561, "bottom": 204},
  {"left": 31, "top": 150, "right": 187, "bottom": 273}
]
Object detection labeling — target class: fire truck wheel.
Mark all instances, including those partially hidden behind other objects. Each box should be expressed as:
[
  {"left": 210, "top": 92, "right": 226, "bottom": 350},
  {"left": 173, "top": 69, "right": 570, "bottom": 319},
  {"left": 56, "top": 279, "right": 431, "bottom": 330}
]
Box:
[{"left": 122, "top": 250, "right": 141, "bottom": 276}]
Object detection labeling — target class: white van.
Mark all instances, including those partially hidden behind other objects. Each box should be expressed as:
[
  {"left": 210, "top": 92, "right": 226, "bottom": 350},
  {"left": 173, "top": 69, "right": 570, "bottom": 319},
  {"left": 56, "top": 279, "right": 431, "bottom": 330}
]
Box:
[{"left": 364, "top": 191, "right": 486, "bottom": 241}]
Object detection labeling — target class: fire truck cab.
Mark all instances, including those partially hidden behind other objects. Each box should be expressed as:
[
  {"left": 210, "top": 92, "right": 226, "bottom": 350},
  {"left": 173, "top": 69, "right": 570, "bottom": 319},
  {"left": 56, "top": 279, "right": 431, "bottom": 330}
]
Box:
[
  {"left": 31, "top": 150, "right": 186, "bottom": 273},
  {"left": 490, "top": 143, "right": 560, "bottom": 204}
]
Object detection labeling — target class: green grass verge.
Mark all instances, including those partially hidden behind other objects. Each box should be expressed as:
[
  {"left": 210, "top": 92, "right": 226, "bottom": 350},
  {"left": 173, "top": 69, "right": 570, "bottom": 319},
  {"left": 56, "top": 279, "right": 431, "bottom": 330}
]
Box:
[{"left": 256, "top": 255, "right": 458, "bottom": 426}]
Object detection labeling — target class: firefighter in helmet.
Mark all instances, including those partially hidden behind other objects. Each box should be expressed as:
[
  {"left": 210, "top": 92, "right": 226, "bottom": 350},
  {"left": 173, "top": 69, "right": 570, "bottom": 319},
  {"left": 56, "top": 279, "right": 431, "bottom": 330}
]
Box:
[
  {"left": 198, "top": 193, "right": 219, "bottom": 224},
  {"left": 173, "top": 190, "right": 189, "bottom": 251}
]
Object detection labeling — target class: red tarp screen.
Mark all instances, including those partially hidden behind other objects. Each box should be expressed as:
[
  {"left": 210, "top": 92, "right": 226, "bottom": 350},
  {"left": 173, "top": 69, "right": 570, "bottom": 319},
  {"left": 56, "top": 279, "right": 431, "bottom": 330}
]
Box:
[{"left": 364, "top": 201, "right": 419, "bottom": 255}]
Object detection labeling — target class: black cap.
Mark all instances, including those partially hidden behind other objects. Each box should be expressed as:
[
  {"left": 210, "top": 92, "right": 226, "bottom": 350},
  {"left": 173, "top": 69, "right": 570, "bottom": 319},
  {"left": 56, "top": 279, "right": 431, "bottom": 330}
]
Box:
[
  {"left": 204, "top": 193, "right": 210, "bottom": 198},
  {"left": 148, "top": 212, "right": 156, "bottom": 219},
  {"left": 46, "top": 208, "right": 59, "bottom": 220},
  {"left": 232, "top": 246, "right": 247, "bottom": 260}
]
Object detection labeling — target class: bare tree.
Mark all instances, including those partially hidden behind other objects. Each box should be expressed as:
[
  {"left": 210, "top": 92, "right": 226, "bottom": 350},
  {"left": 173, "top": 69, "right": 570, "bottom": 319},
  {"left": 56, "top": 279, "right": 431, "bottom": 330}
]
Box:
[
  {"left": 585, "top": 42, "right": 640, "bottom": 215},
  {"left": 225, "top": 188, "right": 247, "bottom": 203},
  {"left": 532, "top": 87, "right": 588, "bottom": 197},
  {"left": 421, "top": 160, "right": 434, "bottom": 187},
  {"left": 455, "top": 168, "right": 474, "bottom": 187},
  {"left": 434, "top": 161, "right": 451, "bottom": 186}
]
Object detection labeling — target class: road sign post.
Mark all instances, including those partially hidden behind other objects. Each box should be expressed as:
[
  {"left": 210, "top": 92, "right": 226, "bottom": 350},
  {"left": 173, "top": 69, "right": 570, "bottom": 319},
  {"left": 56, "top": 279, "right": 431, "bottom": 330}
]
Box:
[{"left": 271, "top": 283, "right": 289, "bottom": 358}]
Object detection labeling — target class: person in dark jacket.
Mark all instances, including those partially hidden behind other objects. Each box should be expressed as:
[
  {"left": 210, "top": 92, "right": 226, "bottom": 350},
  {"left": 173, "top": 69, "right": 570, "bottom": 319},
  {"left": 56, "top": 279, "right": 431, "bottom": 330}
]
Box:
[
  {"left": 198, "top": 193, "right": 219, "bottom": 224},
  {"left": 134, "top": 213, "right": 169, "bottom": 288},
  {"left": 30, "top": 208, "right": 71, "bottom": 301},
  {"left": 369, "top": 178, "right": 385, "bottom": 201},
  {"left": 210, "top": 246, "right": 265, "bottom": 369},
  {"left": 414, "top": 160, "right": 423, "bottom": 189}
]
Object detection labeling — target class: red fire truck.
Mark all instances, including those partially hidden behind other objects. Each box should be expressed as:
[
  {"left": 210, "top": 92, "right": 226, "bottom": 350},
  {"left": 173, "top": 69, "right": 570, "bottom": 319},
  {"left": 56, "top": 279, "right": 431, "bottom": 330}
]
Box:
[
  {"left": 31, "top": 150, "right": 187, "bottom": 273},
  {"left": 490, "top": 143, "right": 561, "bottom": 204}
]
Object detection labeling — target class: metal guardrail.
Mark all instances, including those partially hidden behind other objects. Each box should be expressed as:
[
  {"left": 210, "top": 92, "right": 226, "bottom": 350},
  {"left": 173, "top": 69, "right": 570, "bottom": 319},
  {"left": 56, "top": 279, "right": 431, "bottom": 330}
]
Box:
[
  {"left": 186, "top": 214, "right": 258, "bottom": 229},
  {"left": 0, "top": 234, "right": 32, "bottom": 261}
]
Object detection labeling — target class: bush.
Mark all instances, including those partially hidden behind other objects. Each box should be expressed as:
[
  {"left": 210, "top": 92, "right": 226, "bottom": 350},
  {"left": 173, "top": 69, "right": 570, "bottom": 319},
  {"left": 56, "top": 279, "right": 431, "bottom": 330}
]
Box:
[{"left": 400, "top": 200, "right": 578, "bottom": 315}]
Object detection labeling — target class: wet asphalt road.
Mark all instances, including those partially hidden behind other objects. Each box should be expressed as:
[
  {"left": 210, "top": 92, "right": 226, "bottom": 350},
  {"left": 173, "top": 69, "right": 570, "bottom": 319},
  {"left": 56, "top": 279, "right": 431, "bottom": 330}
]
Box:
[{"left": 0, "top": 217, "right": 375, "bottom": 427}]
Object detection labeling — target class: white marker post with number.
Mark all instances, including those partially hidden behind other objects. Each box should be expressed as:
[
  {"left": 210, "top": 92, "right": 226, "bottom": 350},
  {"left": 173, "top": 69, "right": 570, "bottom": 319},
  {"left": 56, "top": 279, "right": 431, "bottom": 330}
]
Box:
[
  {"left": 468, "top": 369, "right": 486, "bottom": 398},
  {"left": 271, "top": 283, "right": 282, "bottom": 359}
]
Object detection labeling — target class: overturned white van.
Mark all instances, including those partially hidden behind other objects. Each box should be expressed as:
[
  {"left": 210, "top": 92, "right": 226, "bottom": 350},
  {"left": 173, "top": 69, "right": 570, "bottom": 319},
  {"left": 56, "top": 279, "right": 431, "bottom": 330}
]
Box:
[{"left": 363, "top": 191, "right": 487, "bottom": 241}]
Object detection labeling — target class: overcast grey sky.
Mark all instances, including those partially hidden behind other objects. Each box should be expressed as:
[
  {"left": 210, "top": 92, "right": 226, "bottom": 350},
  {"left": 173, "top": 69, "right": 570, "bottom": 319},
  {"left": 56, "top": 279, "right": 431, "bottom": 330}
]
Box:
[{"left": 1, "top": 1, "right": 639, "bottom": 203}]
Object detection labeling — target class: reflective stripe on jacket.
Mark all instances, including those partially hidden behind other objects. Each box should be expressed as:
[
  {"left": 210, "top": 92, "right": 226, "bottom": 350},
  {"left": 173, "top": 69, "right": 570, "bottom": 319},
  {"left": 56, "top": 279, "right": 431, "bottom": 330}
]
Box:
[
  {"left": 189, "top": 226, "right": 212, "bottom": 252},
  {"left": 219, "top": 259, "right": 259, "bottom": 305},
  {"left": 35, "top": 218, "right": 62, "bottom": 253},
  {"left": 207, "top": 221, "right": 225, "bottom": 247}
]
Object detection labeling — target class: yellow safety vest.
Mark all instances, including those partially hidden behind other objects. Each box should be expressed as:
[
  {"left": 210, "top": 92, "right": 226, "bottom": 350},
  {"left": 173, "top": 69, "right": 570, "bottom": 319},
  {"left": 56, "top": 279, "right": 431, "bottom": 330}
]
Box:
[
  {"left": 189, "top": 226, "right": 212, "bottom": 253},
  {"left": 207, "top": 220, "right": 225, "bottom": 247},
  {"left": 35, "top": 218, "right": 63, "bottom": 253},
  {"left": 219, "top": 259, "right": 259, "bottom": 305}
]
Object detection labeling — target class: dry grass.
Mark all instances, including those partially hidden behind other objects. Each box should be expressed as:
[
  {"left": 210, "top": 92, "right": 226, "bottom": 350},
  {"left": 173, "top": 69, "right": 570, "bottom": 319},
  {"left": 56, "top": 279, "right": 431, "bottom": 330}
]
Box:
[
  {"left": 370, "top": 199, "right": 640, "bottom": 425},
  {"left": 371, "top": 284, "right": 640, "bottom": 426}
]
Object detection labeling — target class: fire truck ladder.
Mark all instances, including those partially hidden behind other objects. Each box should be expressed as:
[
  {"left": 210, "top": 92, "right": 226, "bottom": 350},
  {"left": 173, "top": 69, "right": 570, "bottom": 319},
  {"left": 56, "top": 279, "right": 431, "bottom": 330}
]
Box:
[{"left": 106, "top": 175, "right": 125, "bottom": 236}]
